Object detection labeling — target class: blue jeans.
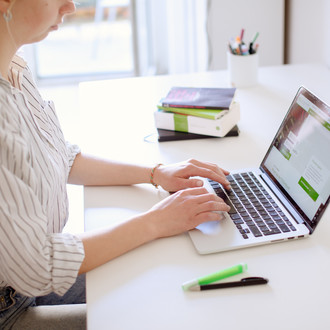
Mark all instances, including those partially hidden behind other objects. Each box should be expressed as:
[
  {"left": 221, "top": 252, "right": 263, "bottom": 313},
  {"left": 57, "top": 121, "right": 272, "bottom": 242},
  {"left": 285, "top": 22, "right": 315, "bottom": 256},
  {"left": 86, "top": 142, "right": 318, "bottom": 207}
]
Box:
[
  {"left": 0, "top": 287, "right": 35, "bottom": 329},
  {"left": 0, "top": 274, "right": 86, "bottom": 329}
]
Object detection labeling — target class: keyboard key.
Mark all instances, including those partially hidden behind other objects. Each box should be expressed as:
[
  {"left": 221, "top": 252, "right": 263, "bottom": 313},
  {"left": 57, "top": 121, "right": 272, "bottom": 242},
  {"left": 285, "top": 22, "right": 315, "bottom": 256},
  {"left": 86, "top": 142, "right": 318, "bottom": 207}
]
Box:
[
  {"left": 245, "top": 220, "right": 254, "bottom": 226},
  {"left": 233, "top": 219, "right": 244, "bottom": 225},
  {"left": 249, "top": 225, "right": 263, "bottom": 237},
  {"left": 278, "top": 224, "right": 290, "bottom": 232},
  {"left": 259, "top": 226, "right": 270, "bottom": 233},
  {"left": 263, "top": 229, "right": 281, "bottom": 235}
]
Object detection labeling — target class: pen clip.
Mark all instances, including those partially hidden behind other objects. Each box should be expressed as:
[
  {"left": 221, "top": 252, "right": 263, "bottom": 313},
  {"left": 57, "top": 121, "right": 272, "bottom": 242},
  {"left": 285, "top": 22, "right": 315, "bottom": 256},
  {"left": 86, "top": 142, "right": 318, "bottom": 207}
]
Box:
[{"left": 240, "top": 277, "right": 268, "bottom": 284}]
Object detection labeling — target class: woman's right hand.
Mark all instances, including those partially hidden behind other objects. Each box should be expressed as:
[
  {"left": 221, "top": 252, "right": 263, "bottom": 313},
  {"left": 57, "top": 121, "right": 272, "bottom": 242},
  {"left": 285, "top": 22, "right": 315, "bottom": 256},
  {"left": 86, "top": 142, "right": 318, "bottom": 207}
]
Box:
[
  {"left": 78, "top": 187, "right": 230, "bottom": 274},
  {"left": 145, "top": 187, "right": 230, "bottom": 239}
]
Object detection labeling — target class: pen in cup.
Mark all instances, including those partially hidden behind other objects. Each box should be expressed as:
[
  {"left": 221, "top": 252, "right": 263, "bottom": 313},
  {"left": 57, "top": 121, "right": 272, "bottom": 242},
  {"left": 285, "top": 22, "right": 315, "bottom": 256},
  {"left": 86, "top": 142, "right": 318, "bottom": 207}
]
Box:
[
  {"left": 249, "top": 32, "right": 259, "bottom": 54},
  {"left": 228, "top": 29, "right": 259, "bottom": 55},
  {"left": 240, "top": 28, "right": 245, "bottom": 43}
]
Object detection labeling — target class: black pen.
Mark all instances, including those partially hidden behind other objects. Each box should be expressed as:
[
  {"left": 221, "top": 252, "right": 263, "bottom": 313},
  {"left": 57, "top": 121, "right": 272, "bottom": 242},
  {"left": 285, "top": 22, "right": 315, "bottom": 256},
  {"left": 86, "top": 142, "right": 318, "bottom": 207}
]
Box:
[
  {"left": 249, "top": 32, "right": 259, "bottom": 54},
  {"left": 189, "top": 277, "right": 268, "bottom": 291}
]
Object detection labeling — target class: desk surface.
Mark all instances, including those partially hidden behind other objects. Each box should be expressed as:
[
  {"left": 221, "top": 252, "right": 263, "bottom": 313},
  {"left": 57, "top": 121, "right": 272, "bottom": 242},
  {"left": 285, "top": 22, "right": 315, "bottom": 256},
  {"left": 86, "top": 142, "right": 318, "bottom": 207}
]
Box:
[{"left": 81, "top": 64, "right": 330, "bottom": 330}]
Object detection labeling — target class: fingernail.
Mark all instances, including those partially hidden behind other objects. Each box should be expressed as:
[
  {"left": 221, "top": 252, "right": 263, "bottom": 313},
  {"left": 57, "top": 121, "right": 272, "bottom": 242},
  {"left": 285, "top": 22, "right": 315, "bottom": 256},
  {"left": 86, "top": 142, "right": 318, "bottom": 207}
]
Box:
[{"left": 196, "top": 180, "right": 203, "bottom": 187}]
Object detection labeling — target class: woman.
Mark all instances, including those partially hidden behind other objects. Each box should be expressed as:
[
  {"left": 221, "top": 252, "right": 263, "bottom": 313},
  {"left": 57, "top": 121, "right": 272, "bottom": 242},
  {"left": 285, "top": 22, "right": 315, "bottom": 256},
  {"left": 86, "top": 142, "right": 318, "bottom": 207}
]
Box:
[{"left": 0, "top": 0, "right": 231, "bottom": 328}]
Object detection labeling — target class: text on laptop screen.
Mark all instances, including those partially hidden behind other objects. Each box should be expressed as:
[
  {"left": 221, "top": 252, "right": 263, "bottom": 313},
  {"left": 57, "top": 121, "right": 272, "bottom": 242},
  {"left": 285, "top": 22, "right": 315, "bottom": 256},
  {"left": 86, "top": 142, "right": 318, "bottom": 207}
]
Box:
[{"left": 262, "top": 88, "right": 330, "bottom": 224}]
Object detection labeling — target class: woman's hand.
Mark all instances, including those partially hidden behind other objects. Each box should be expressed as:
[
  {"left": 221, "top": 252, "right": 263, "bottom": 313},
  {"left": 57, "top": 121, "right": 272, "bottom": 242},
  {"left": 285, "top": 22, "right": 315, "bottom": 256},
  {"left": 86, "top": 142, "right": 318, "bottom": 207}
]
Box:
[
  {"left": 78, "top": 186, "right": 230, "bottom": 274},
  {"left": 152, "top": 159, "right": 231, "bottom": 192},
  {"left": 145, "top": 187, "right": 231, "bottom": 238}
]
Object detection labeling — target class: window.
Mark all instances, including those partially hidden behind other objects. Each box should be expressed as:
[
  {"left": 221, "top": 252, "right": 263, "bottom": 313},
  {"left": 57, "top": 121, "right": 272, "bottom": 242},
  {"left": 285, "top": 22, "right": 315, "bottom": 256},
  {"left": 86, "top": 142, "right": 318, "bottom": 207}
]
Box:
[
  {"left": 26, "top": 0, "right": 137, "bottom": 82},
  {"left": 22, "top": 0, "right": 208, "bottom": 84}
]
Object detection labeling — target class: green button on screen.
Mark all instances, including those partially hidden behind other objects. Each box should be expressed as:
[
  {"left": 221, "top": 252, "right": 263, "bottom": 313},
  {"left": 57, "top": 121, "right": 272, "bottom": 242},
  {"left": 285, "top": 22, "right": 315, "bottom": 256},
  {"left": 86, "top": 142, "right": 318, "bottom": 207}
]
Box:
[{"left": 298, "top": 176, "right": 319, "bottom": 201}]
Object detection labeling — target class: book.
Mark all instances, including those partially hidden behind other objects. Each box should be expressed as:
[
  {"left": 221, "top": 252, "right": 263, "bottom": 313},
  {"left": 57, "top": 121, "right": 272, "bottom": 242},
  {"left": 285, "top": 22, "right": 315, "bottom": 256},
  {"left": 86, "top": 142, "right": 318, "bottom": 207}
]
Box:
[
  {"left": 157, "top": 103, "right": 227, "bottom": 120},
  {"left": 157, "top": 125, "right": 240, "bottom": 142},
  {"left": 161, "top": 87, "right": 236, "bottom": 110},
  {"left": 154, "top": 102, "right": 240, "bottom": 138}
]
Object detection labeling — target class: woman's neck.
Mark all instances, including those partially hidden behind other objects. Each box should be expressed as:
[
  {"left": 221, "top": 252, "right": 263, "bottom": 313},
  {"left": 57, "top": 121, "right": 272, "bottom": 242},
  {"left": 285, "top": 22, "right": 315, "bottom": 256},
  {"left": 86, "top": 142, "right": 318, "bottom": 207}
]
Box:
[
  {"left": 0, "top": 33, "right": 17, "bottom": 81},
  {"left": 0, "top": 12, "right": 21, "bottom": 79},
  {"left": 0, "top": 55, "right": 13, "bottom": 82}
]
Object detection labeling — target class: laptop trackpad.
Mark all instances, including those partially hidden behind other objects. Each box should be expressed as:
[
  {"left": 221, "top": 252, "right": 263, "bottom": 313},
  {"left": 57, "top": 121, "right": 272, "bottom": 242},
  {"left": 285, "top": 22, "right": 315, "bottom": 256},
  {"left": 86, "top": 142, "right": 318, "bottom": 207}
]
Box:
[{"left": 189, "top": 213, "right": 244, "bottom": 254}]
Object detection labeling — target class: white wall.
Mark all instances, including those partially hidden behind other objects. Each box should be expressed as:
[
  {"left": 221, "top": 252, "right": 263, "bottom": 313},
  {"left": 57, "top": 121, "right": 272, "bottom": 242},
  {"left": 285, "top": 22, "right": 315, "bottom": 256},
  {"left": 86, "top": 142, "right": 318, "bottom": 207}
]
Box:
[
  {"left": 207, "top": 0, "right": 285, "bottom": 70},
  {"left": 326, "top": 0, "right": 330, "bottom": 68},
  {"left": 287, "top": 0, "right": 330, "bottom": 67}
]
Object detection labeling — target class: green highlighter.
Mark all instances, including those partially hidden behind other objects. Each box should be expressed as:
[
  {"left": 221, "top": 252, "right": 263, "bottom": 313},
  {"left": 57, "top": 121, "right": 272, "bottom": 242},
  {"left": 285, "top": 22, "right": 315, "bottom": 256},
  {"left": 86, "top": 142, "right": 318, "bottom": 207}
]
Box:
[{"left": 182, "top": 263, "right": 248, "bottom": 291}]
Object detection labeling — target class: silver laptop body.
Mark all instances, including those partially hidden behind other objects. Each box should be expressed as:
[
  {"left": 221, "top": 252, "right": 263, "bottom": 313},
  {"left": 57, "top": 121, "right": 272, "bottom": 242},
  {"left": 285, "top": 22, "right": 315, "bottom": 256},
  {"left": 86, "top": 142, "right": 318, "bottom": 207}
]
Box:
[{"left": 189, "top": 87, "right": 330, "bottom": 254}]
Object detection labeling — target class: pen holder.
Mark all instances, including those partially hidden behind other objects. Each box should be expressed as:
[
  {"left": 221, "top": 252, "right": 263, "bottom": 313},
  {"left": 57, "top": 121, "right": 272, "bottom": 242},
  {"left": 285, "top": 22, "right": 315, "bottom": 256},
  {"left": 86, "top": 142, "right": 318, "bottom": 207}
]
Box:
[{"left": 227, "top": 52, "right": 258, "bottom": 88}]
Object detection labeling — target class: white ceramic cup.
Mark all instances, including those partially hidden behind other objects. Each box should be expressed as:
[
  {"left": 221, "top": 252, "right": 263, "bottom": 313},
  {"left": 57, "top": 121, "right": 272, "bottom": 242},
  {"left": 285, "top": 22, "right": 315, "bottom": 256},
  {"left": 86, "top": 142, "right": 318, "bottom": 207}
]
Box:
[{"left": 227, "top": 51, "right": 259, "bottom": 88}]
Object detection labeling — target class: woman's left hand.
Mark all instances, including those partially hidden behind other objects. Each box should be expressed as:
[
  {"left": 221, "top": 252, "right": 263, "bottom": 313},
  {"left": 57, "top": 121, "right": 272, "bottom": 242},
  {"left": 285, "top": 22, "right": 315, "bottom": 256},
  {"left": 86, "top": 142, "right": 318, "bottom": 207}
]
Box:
[{"left": 152, "top": 159, "right": 231, "bottom": 192}]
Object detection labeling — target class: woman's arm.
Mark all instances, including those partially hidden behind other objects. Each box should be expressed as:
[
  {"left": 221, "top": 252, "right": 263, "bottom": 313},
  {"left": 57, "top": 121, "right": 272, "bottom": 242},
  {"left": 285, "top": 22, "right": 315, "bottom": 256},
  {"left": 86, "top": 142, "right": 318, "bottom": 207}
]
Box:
[
  {"left": 68, "top": 153, "right": 151, "bottom": 186},
  {"left": 68, "top": 153, "right": 231, "bottom": 191},
  {"left": 70, "top": 153, "right": 232, "bottom": 274},
  {"left": 77, "top": 187, "right": 230, "bottom": 274}
]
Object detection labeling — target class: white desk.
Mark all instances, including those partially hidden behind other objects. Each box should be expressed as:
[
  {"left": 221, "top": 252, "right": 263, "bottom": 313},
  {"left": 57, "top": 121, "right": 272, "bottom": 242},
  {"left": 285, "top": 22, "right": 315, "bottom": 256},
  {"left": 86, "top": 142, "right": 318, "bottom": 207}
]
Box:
[{"left": 80, "top": 64, "right": 330, "bottom": 330}]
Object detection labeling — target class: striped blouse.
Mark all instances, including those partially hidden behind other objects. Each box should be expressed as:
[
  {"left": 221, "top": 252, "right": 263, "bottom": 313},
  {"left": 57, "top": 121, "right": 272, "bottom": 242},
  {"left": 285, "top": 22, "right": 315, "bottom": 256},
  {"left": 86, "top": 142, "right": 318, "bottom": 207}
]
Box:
[{"left": 0, "top": 55, "right": 85, "bottom": 297}]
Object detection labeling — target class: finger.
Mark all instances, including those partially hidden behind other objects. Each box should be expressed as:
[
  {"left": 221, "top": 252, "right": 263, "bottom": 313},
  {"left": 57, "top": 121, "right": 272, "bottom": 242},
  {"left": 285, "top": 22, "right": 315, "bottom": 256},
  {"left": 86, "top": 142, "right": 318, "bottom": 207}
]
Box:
[
  {"left": 197, "top": 200, "right": 231, "bottom": 214},
  {"left": 188, "top": 159, "right": 230, "bottom": 176},
  {"left": 193, "top": 210, "right": 224, "bottom": 225},
  {"left": 199, "top": 165, "right": 231, "bottom": 190},
  {"left": 184, "top": 160, "right": 230, "bottom": 183},
  {"left": 188, "top": 165, "right": 231, "bottom": 189},
  {"left": 174, "top": 177, "right": 204, "bottom": 189},
  {"left": 175, "top": 189, "right": 225, "bottom": 209},
  {"left": 185, "top": 192, "right": 228, "bottom": 211},
  {"left": 211, "top": 173, "right": 232, "bottom": 190},
  {"left": 174, "top": 186, "right": 209, "bottom": 197}
]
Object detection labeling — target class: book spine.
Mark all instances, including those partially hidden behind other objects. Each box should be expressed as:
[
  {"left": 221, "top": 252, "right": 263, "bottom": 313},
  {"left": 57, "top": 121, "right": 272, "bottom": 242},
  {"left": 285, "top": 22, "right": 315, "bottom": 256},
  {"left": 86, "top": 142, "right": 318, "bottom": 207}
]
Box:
[
  {"left": 154, "top": 103, "right": 240, "bottom": 137},
  {"left": 161, "top": 103, "right": 227, "bottom": 110}
]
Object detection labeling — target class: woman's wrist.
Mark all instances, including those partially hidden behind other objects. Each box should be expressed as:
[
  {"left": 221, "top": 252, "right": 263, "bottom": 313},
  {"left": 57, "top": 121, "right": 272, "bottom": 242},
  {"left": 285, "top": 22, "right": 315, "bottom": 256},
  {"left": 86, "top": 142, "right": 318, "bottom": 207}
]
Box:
[
  {"left": 150, "top": 163, "right": 163, "bottom": 188},
  {"left": 136, "top": 209, "right": 161, "bottom": 241}
]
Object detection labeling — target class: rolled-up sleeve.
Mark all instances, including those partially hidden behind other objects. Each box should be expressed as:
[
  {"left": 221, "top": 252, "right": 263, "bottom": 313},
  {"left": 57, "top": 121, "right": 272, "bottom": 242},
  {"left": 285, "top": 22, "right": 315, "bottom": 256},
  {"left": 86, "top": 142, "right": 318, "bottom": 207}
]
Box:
[
  {"left": 66, "top": 141, "right": 81, "bottom": 176},
  {"left": 0, "top": 155, "right": 85, "bottom": 297}
]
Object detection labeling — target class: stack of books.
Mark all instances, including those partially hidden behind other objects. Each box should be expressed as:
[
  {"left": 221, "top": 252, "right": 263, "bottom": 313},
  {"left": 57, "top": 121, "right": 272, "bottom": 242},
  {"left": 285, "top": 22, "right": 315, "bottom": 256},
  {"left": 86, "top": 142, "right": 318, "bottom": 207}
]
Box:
[{"left": 154, "top": 87, "right": 240, "bottom": 139}]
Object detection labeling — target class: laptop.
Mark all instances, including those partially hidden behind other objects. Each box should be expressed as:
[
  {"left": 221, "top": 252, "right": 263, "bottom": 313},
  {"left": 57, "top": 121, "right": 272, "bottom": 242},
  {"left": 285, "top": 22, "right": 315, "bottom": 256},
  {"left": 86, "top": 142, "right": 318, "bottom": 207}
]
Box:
[{"left": 189, "top": 86, "right": 330, "bottom": 254}]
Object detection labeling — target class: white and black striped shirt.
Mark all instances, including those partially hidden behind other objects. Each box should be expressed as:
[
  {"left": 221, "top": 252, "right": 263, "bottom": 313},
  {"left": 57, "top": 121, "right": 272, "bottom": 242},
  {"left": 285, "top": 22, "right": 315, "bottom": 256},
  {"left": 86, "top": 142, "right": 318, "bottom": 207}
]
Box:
[{"left": 0, "top": 55, "right": 85, "bottom": 297}]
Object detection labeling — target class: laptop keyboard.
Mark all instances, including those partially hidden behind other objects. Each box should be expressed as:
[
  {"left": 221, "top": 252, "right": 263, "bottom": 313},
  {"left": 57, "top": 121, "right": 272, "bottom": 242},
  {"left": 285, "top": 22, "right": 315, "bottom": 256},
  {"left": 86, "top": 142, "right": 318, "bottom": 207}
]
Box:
[{"left": 208, "top": 172, "right": 297, "bottom": 239}]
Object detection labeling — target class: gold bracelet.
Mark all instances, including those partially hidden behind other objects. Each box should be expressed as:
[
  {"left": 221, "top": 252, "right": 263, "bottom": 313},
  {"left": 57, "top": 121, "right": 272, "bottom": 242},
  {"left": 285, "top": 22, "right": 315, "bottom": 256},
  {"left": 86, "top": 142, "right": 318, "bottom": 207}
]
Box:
[{"left": 150, "top": 163, "right": 162, "bottom": 188}]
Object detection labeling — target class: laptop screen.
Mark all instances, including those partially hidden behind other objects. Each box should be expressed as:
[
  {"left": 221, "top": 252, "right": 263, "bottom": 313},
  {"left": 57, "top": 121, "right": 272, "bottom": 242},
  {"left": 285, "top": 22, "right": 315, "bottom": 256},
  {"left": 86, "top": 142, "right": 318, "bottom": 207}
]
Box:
[{"left": 261, "top": 87, "right": 330, "bottom": 231}]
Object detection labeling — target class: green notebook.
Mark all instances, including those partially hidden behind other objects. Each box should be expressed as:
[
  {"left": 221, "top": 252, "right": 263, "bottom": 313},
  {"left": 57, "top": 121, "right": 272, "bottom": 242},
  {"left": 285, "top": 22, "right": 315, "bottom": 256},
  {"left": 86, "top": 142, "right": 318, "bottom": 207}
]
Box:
[{"left": 157, "top": 103, "right": 228, "bottom": 120}]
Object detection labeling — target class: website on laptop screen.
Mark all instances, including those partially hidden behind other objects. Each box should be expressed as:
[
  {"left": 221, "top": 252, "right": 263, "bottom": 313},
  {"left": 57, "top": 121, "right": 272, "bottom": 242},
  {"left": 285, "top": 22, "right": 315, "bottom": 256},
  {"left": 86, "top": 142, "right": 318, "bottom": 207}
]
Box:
[{"left": 262, "top": 88, "right": 330, "bottom": 224}]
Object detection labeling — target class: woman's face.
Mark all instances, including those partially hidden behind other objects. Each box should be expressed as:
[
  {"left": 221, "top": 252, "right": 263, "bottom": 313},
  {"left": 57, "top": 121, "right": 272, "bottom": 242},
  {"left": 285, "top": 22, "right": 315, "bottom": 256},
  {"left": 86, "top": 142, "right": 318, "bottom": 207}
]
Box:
[{"left": 9, "top": 0, "right": 76, "bottom": 45}]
